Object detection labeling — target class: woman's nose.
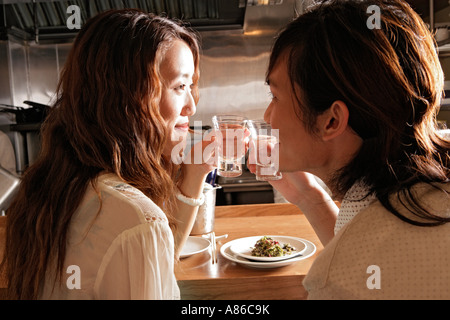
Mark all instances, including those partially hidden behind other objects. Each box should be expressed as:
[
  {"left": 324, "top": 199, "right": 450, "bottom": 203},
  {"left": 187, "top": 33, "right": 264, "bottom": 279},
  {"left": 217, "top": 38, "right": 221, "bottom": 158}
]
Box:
[{"left": 183, "top": 91, "right": 196, "bottom": 116}]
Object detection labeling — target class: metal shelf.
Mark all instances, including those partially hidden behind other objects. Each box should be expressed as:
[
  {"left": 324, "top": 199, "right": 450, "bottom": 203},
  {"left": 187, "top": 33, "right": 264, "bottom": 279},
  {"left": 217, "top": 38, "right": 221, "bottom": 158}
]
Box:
[{"left": 1, "top": 0, "right": 246, "bottom": 43}]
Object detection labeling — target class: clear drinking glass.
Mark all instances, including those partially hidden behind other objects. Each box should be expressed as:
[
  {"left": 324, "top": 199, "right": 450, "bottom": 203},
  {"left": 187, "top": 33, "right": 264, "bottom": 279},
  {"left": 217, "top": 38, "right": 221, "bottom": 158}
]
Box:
[
  {"left": 212, "top": 115, "right": 248, "bottom": 177},
  {"left": 247, "top": 120, "right": 282, "bottom": 181}
]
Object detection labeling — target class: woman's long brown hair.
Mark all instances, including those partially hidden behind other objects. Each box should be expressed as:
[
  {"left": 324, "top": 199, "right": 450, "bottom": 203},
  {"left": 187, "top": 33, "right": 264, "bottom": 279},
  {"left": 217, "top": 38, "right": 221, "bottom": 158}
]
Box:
[
  {"left": 268, "top": 0, "right": 449, "bottom": 224},
  {"left": 1, "top": 9, "right": 200, "bottom": 300}
]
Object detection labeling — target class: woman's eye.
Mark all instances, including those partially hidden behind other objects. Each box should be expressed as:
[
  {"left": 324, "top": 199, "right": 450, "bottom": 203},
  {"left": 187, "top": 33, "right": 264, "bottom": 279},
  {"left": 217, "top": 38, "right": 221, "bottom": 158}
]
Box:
[{"left": 174, "top": 83, "right": 194, "bottom": 93}]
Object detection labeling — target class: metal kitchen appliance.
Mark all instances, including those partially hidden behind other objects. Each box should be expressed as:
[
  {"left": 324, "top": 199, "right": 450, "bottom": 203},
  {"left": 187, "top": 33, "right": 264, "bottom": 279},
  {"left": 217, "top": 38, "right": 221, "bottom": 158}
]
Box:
[
  {"left": 0, "top": 100, "right": 50, "bottom": 124},
  {"left": 0, "top": 165, "right": 20, "bottom": 215}
]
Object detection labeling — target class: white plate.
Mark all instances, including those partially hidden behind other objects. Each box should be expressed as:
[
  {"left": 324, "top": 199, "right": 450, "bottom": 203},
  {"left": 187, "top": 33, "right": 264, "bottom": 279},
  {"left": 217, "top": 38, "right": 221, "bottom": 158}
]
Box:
[
  {"left": 220, "top": 236, "right": 316, "bottom": 269},
  {"left": 180, "top": 236, "right": 211, "bottom": 258},
  {"left": 230, "top": 235, "right": 307, "bottom": 262}
]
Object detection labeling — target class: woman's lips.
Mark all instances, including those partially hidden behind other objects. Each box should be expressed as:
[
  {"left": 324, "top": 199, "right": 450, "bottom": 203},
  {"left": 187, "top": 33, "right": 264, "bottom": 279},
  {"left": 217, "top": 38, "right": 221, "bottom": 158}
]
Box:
[{"left": 175, "top": 123, "right": 190, "bottom": 131}]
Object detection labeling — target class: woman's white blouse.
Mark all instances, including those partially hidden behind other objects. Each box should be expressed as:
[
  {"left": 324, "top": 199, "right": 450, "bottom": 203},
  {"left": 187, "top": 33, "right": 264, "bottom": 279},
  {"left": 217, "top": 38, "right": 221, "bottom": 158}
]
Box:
[{"left": 40, "top": 173, "right": 180, "bottom": 300}]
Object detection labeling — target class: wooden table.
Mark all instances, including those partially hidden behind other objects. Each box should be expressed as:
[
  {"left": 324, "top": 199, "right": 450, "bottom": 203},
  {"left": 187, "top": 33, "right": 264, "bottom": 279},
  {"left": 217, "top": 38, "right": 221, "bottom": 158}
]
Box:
[
  {"left": 0, "top": 204, "right": 323, "bottom": 300},
  {"left": 175, "top": 203, "right": 323, "bottom": 300}
]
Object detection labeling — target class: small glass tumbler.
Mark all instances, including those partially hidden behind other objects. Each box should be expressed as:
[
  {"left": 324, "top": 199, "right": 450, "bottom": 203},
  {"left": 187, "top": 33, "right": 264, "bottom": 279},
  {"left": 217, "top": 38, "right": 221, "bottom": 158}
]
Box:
[
  {"left": 212, "top": 114, "right": 248, "bottom": 178},
  {"left": 247, "top": 120, "right": 282, "bottom": 181}
]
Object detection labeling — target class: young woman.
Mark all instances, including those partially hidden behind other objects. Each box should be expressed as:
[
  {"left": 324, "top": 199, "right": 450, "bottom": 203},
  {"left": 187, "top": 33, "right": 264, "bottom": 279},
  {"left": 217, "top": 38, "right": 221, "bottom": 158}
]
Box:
[
  {"left": 1, "top": 9, "right": 214, "bottom": 300},
  {"left": 263, "top": 0, "right": 450, "bottom": 299}
]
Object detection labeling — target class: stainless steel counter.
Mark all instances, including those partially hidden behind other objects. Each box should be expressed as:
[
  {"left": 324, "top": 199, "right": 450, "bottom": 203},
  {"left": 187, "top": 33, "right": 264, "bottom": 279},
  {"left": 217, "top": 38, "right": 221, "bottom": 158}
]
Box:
[{"left": 216, "top": 168, "right": 274, "bottom": 205}]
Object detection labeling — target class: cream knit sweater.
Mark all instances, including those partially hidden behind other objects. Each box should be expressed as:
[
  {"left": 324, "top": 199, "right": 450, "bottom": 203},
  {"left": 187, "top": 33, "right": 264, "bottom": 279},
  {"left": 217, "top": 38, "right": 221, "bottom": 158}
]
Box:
[{"left": 303, "top": 182, "right": 450, "bottom": 299}]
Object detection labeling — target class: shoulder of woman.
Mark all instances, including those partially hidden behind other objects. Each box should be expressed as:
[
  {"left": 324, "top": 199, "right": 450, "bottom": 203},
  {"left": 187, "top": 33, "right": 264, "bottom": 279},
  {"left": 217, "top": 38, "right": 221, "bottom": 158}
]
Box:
[{"left": 94, "top": 173, "right": 169, "bottom": 226}]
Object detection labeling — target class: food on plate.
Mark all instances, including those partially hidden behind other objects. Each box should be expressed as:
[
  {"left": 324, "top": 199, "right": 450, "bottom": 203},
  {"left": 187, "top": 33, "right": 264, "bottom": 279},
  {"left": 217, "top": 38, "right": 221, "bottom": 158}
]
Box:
[{"left": 251, "top": 236, "right": 296, "bottom": 257}]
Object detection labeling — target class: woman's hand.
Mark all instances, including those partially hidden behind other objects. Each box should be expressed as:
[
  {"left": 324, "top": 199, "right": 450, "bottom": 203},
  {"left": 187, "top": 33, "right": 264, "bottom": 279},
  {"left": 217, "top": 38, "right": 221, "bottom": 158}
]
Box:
[
  {"left": 177, "top": 129, "right": 219, "bottom": 199},
  {"left": 182, "top": 131, "right": 217, "bottom": 179},
  {"left": 173, "top": 133, "right": 218, "bottom": 259}
]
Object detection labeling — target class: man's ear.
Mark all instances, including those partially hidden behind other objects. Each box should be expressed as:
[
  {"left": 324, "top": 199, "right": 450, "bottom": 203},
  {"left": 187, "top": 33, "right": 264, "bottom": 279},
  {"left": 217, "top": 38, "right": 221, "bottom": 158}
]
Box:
[{"left": 317, "top": 100, "right": 350, "bottom": 142}]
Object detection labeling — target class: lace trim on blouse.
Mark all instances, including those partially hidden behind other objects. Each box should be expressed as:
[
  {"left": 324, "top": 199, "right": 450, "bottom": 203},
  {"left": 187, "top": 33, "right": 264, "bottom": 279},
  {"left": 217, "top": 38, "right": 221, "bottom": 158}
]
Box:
[{"left": 101, "top": 176, "right": 167, "bottom": 224}]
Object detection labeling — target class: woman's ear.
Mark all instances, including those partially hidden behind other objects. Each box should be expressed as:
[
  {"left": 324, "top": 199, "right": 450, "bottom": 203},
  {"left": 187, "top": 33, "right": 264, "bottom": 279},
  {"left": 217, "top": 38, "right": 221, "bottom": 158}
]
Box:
[{"left": 318, "top": 100, "right": 350, "bottom": 141}]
